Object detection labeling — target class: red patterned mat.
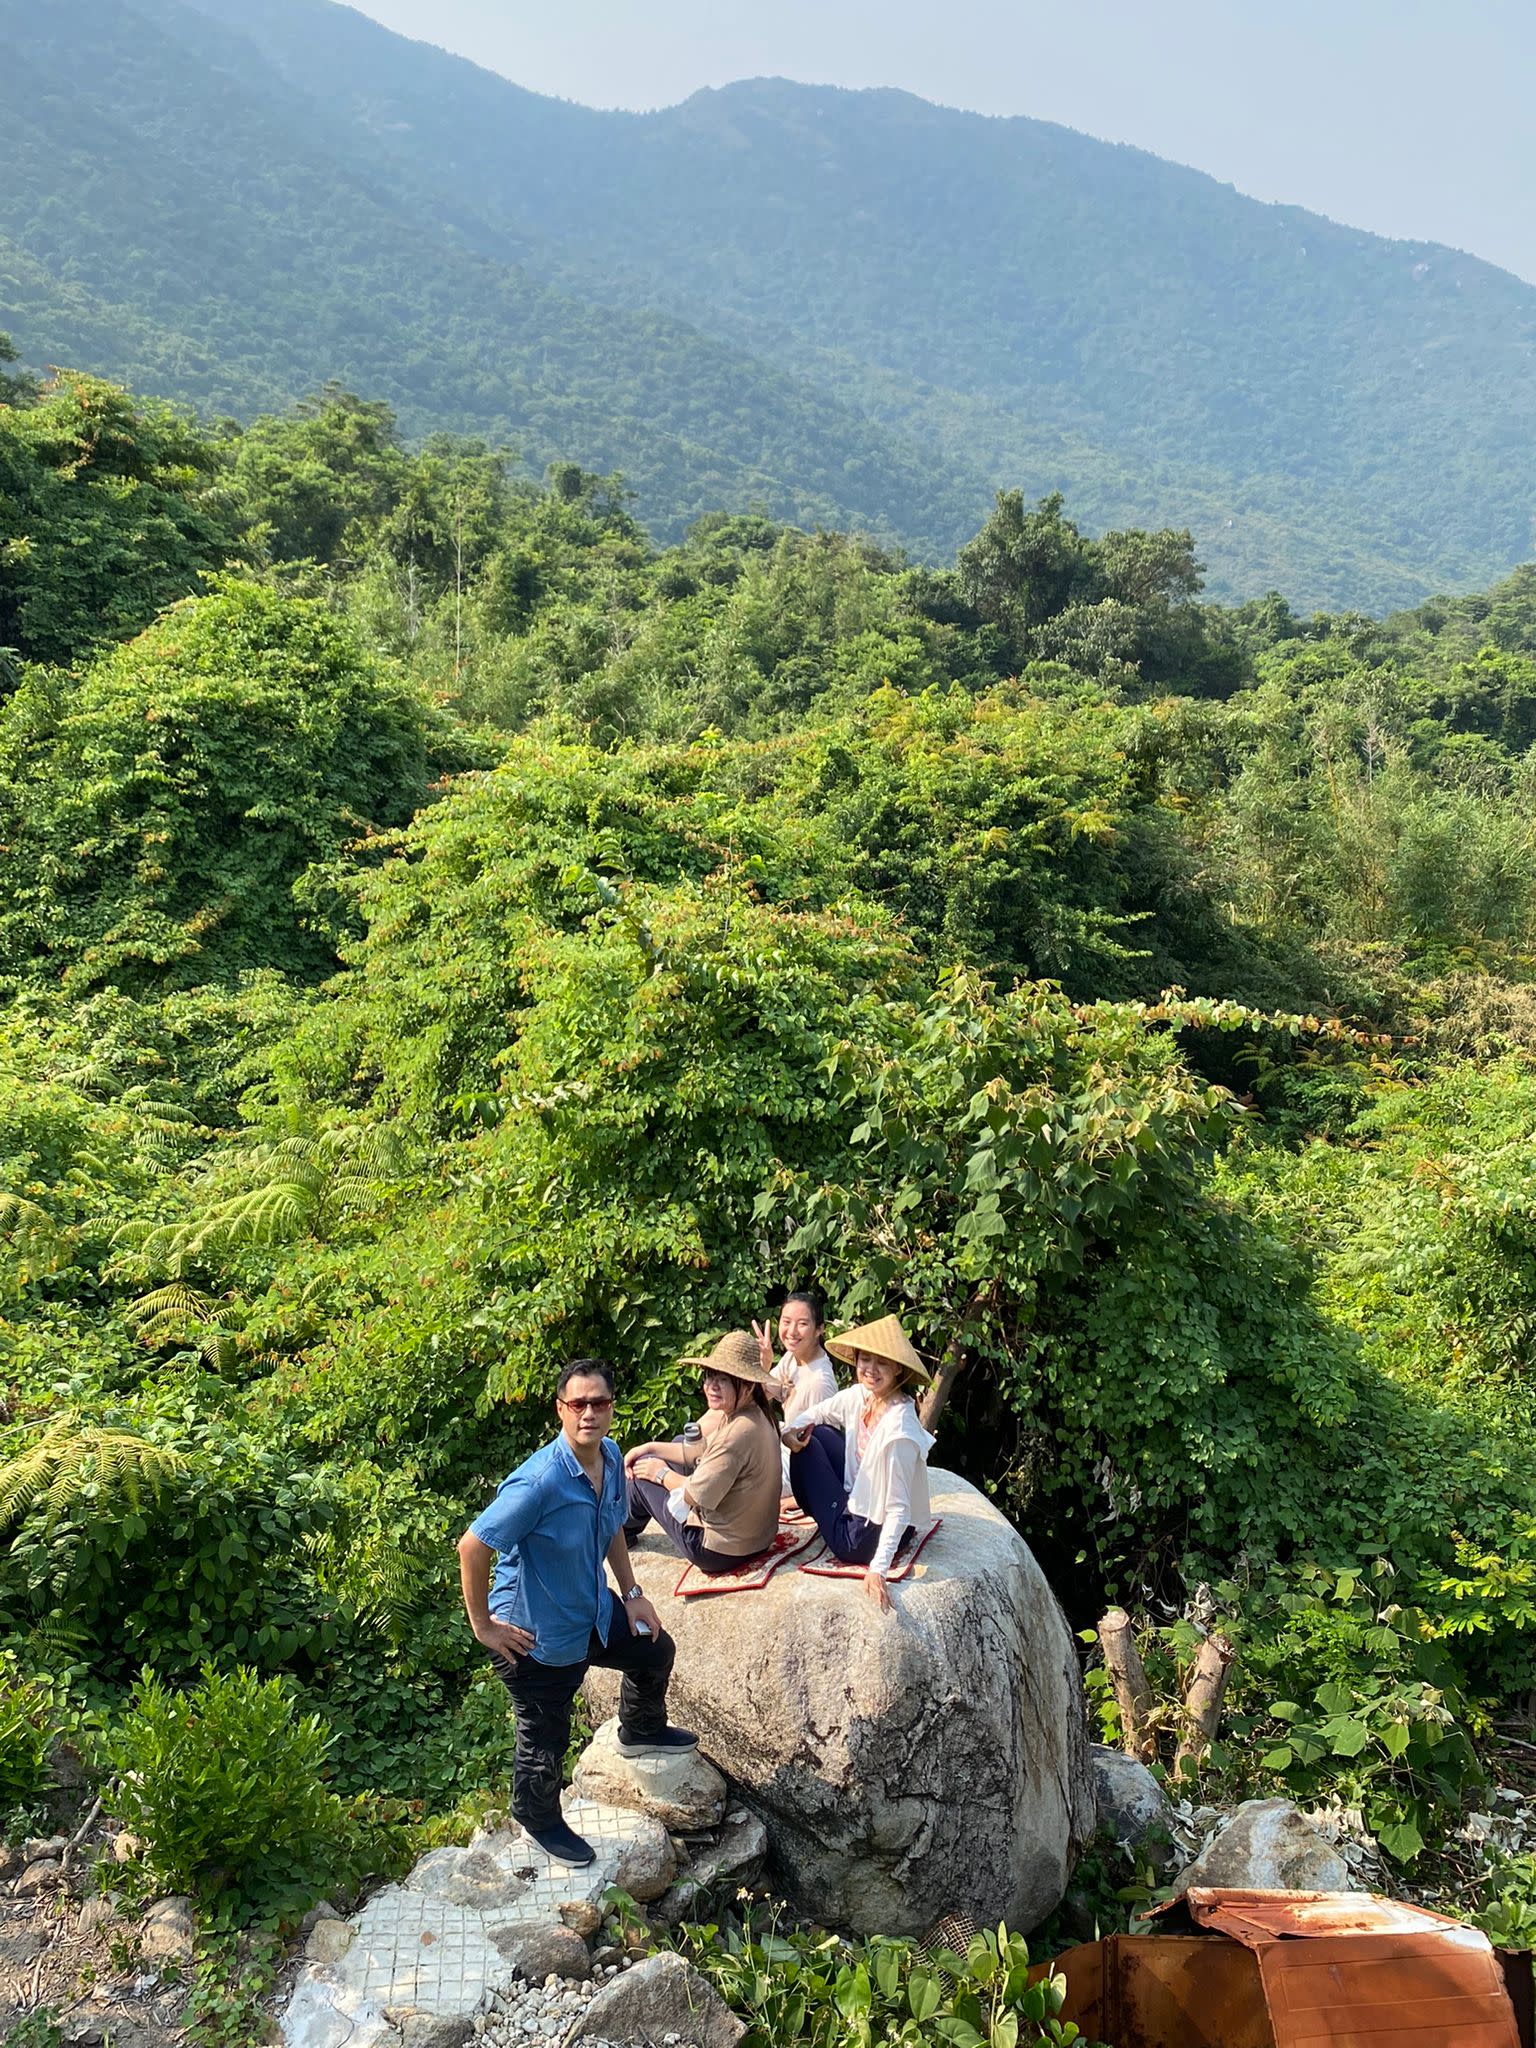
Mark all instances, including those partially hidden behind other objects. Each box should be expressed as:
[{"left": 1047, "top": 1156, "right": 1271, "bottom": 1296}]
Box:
[
  {"left": 673, "top": 1521, "right": 824, "bottom": 1598},
  {"left": 797, "top": 1518, "right": 942, "bottom": 1582}
]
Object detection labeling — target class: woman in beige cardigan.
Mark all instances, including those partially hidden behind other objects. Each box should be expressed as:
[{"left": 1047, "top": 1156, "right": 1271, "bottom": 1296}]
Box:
[{"left": 623, "top": 1331, "right": 782, "bottom": 1573}]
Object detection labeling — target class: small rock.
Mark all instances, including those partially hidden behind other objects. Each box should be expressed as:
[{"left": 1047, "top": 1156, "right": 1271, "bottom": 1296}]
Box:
[
  {"left": 0, "top": 1929, "right": 47, "bottom": 1965},
  {"left": 559, "top": 1900, "right": 603, "bottom": 1938},
  {"left": 1174, "top": 1798, "right": 1356, "bottom": 1894},
  {"left": 400, "top": 2017, "right": 475, "bottom": 2048},
  {"left": 16, "top": 1857, "right": 63, "bottom": 1893},
  {"left": 408, "top": 1846, "right": 529, "bottom": 1916},
  {"left": 112, "top": 1833, "right": 145, "bottom": 1865},
  {"left": 490, "top": 1921, "right": 592, "bottom": 1982},
  {"left": 569, "top": 1952, "right": 743, "bottom": 2048},
  {"left": 140, "top": 1894, "right": 197, "bottom": 1962},
  {"left": 1090, "top": 1746, "right": 1173, "bottom": 1856},
  {"left": 572, "top": 1721, "right": 726, "bottom": 1831},
  {"left": 77, "top": 1891, "right": 124, "bottom": 1937},
  {"left": 62, "top": 2022, "right": 106, "bottom": 2047},
  {"left": 306, "top": 1915, "right": 357, "bottom": 1966},
  {"left": 613, "top": 1821, "right": 677, "bottom": 1905},
  {"left": 300, "top": 1900, "right": 344, "bottom": 1935},
  {"left": 24, "top": 1833, "right": 69, "bottom": 1860}
]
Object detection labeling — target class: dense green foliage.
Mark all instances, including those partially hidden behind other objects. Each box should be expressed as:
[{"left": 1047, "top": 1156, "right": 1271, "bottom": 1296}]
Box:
[
  {"left": 674, "top": 1916, "right": 1092, "bottom": 2048},
  {"left": 2, "top": 359, "right": 1536, "bottom": 1940},
  {"left": 0, "top": 580, "right": 457, "bottom": 991},
  {"left": 105, "top": 1664, "right": 409, "bottom": 1926},
  {"left": 5, "top": 0, "right": 1536, "bottom": 606}
]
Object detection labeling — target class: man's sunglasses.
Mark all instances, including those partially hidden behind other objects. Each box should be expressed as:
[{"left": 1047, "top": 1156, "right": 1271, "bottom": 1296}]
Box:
[{"left": 559, "top": 1394, "right": 614, "bottom": 1413}]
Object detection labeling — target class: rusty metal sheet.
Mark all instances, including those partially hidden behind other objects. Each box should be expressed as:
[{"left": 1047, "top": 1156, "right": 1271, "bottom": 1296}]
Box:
[
  {"left": 1256, "top": 1931, "right": 1519, "bottom": 2048},
  {"left": 1117, "top": 1891, "right": 1522, "bottom": 2048},
  {"left": 1108, "top": 1935, "right": 1272, "bottom": 2048},
  {"left": 1179, "top": 1887, "right": 1479, "bottom": 1948}
]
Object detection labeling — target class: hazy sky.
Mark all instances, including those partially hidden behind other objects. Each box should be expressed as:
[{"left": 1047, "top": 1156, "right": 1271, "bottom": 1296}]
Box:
[{"left": 346, "top": 0, "right": 1536, "bottom": 284}]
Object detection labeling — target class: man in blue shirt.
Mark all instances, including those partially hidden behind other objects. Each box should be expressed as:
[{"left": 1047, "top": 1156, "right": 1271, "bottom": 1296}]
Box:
[{"left": 458, "top": 1357, "right": 696, "bottom": 1865}]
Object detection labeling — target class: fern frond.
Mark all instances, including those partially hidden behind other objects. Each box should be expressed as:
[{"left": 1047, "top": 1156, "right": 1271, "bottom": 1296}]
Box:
[
  {"left": 0, "top": 1195, "right": 67, "bottom": 1288},
  {"left": 0, "top": 1420, "right": 187, "bottom": 1529},
  {"left": 202, "top": 1180, "right": 319, "bottom": 1247}
]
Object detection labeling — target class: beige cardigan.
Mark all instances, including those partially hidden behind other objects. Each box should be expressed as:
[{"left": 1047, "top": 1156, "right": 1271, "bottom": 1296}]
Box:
[{"left": 677, "top": 1402, "right": 781, "bottom": 1557}]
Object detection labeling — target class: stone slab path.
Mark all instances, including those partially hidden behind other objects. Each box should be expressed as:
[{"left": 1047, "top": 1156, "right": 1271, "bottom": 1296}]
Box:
[{"left": 281, "top": 1799, "right": 671, "bottom": 2048}]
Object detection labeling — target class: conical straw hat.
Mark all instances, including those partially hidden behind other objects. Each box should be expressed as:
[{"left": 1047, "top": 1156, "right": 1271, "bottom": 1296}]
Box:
[
  {"left": 676, "top": 1329, "right": 779, "bottom": 1389},
  {"left": 825, "top": 1314, "right": 930, "bottom": 1382}
]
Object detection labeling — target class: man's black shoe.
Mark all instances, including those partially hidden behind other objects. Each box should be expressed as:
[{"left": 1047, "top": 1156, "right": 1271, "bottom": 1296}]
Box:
[
  {"left": 524, "top": 1817, "right": 595, "bottom": 1865},
  {"left": 616, "top": 1724, "right": 700, "bottom": 1757}
]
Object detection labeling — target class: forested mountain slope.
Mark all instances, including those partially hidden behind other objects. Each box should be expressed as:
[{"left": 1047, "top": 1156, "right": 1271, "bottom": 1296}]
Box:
[
  {"left": 4, "top": 0, "right": 1536, "bottom": 605},
  {"left": 0, "top": 0, "right": 987, "bottom": 552}
]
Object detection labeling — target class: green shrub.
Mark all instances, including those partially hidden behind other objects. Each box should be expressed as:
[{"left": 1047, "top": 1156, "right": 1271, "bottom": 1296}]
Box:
[
  {"left": 1472, "top": 1854, "right": 1536, "bottom": 1952},
  {"left": 0, "top": 1654, "right": 57, "bottom": 1824},
  {"left": 104, "top": 1664, "right": 408, "bottom": 1927},
  {"left": 677, "top": 1916, "right": 1099, "bottom": 2048},
  {"left": 1090, "top": 1561, "right": 1487, "bottom": 1865}
]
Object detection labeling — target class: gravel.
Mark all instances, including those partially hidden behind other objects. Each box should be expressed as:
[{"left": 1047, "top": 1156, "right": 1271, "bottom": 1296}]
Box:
[{"left": 474, "top": 1959, "right": 638, "bottom": 2048}]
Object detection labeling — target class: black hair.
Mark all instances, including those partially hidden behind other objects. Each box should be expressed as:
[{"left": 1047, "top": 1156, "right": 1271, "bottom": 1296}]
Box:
[
  {"left": 781, "top": 1287, "right": 827, "bottom": 1330},
  {"left": 557, "top": 1357, "right": 616, "bottom": 1399},
  {"left": 702, "top": 1368, "right": 774, "bottom": 1418}
]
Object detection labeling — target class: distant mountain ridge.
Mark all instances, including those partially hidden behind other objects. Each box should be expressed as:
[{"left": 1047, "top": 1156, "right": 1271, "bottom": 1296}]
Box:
[{"left": 2, "top": 0, "right": 1534, "bottom": 608}]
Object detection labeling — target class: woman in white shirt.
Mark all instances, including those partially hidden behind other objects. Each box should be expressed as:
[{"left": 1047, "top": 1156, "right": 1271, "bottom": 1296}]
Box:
[
  {"left": 781, "top": 1314, "right": 934, "bottom": 1612},
  {"left": 754, "top": 1289, "right": 839, "bottom": 1514}
]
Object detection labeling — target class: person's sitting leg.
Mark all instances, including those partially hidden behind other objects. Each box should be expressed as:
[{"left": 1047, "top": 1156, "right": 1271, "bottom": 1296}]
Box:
[
  {"left": 623, "top": 1478, "right": 654, "bottom": 1543},
  {"left": 487, "top": 1649, "right": 593, "bottom": 1864},
  {"left": 628, "top": 1475, "right": 756, "bottom": 1574},
  {"left": 586, "top": 1589, "right": 696, "bottom": 1756},
  {"left": 789, "top": 1425, "right": 881, "bottom": 1564}
]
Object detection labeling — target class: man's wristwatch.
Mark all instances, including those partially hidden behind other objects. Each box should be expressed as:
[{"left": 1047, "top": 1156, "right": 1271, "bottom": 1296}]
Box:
[{"left": 623, "top": 1584, "right": 646, "bottom": 1604}]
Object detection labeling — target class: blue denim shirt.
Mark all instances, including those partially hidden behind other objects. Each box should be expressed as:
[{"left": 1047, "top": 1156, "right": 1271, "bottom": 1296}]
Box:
[{"left": 470, "top": 1434, "right": 627, "bottom": 1665}]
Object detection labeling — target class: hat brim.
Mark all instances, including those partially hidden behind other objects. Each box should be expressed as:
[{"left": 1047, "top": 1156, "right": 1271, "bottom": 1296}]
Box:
[
  {"left": 825, "top": 1335, "right": 931, "bottom": 1383},
  {"left": 678, "top": 1354, "right": 778, "bottom": 1389}
]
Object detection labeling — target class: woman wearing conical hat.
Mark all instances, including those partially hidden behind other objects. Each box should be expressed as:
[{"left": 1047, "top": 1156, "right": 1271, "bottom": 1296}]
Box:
[
  {"left": 781, "top": 1314, "right": 935, "bottom": 1612},
  {"left": 623, "top": 1332, "right": 783, "bottom": 1575}
]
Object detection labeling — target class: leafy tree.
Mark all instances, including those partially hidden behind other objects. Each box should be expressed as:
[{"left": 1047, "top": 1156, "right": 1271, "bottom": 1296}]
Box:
[
  {"left": 0, "top": 332, "right": 39, "bottom": 408},
  {"left": 0, "top": 372, "right": 240, "bottom": 665},
  {"left": 0, "top": 580, "right": 446, "bottom": 992}
]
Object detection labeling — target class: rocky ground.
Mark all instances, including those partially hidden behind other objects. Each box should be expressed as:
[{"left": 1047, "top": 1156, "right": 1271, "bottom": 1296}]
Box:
[{"left": 0, "top": 1829, "right": 193, "bottom": 2048}]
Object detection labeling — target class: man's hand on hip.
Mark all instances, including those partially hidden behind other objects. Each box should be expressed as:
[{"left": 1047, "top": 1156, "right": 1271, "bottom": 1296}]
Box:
[{"left": 475, "top": 1616, "right": 535, "bottom": 1661}]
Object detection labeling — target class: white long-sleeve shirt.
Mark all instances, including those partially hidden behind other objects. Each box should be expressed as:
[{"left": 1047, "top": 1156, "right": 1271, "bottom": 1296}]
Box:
[
  {"left": 772, "top": 1346, "right": 838, "bottom": 1422},
  {"left": 771, "top": 1347, "right": 838, "bottom": 1488},
  {"left": 786, "top": 1385, "right": 934, "bottom": 1576}
]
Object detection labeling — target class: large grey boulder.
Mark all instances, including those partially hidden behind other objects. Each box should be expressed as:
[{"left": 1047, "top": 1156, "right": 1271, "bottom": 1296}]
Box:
[
  {"left": 566, "top": 1952, "right": 743, "bottom": 2048},
  {"left": 1174, "top": 1797, "right": 1355, "bottom": 1894},
  {"left": 587, "top": 1467, "right": 1094, "bottom": 1936}
]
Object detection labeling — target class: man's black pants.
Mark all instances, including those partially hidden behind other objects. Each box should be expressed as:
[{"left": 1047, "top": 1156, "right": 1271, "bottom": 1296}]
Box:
[{"left": 488, "top": 1589, "right": 675, "bottom": 1830}]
